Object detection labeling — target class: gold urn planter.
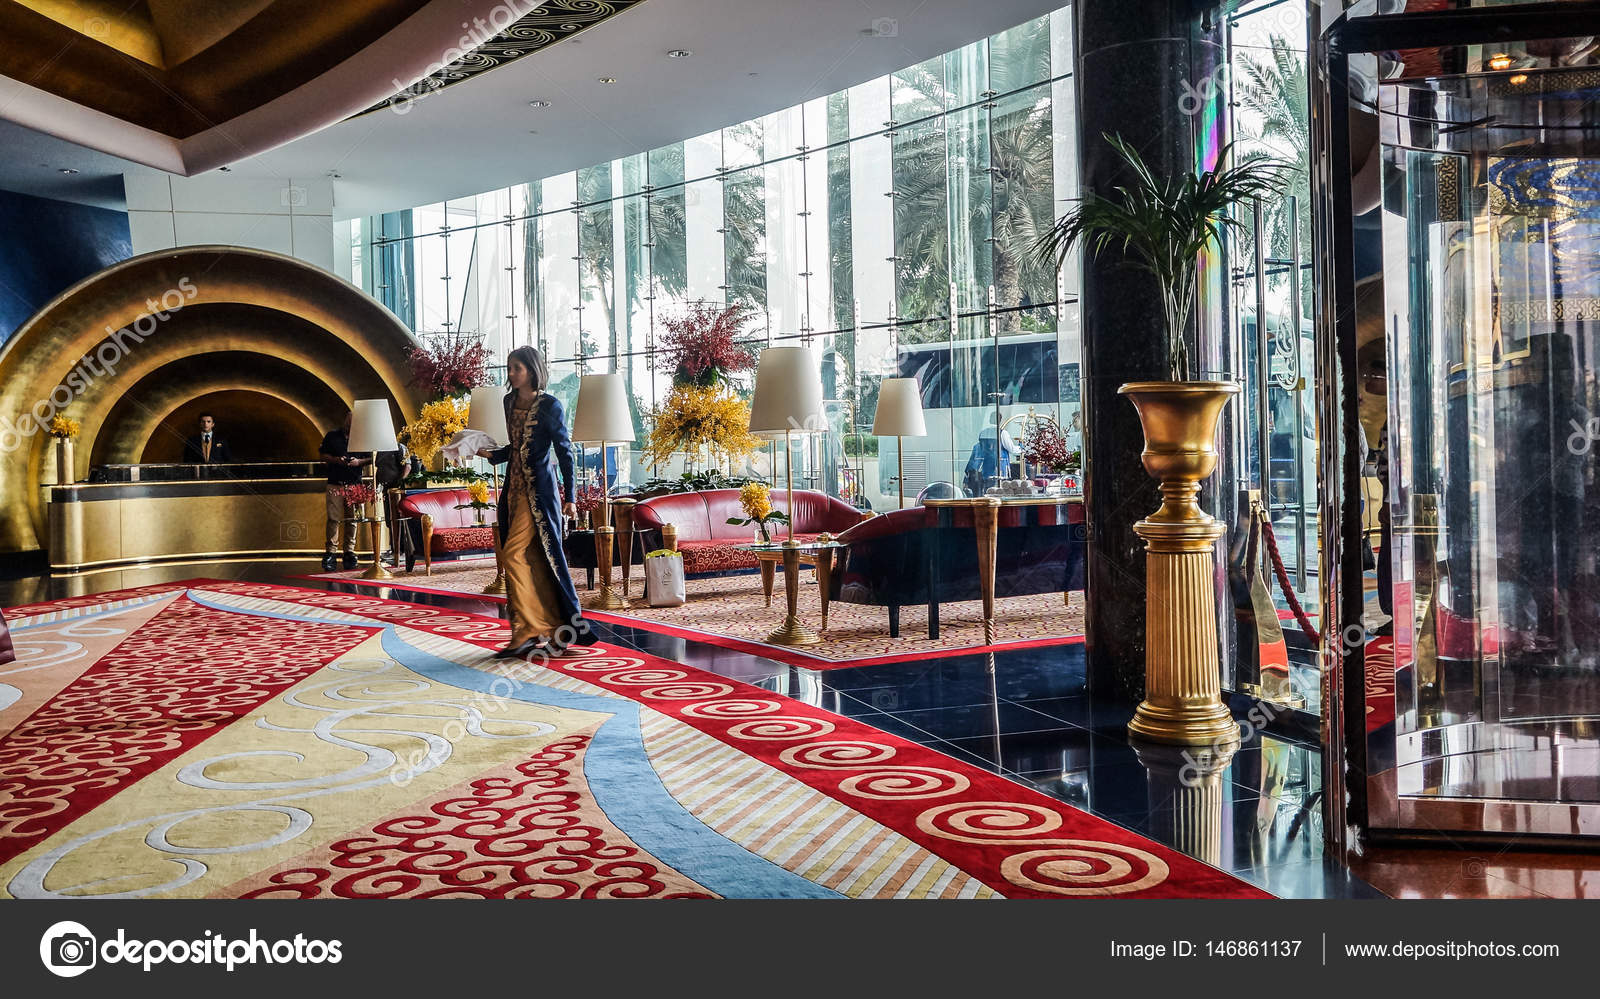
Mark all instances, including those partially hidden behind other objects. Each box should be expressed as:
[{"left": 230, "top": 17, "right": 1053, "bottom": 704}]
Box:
[{"left": 1119, "top": 380, "right": 1240, "bottom": 746}]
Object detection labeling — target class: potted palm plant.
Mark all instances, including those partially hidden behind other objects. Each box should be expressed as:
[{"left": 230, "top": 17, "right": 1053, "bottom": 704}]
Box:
[
  {"left": 1035, "top": 134, "right": 1286, "bottom": 745},
  {"left": 1036, "top": 133, "right": 1285, "bottom": 459}
]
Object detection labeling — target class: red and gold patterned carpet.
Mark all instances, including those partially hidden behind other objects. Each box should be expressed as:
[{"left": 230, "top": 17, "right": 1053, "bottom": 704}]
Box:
[
  {"left": 0, "top": 580, "right": 1263, "bottom": 899},
  {"left": 307, "top": 560, "right": 1086, "bottom": 669}
]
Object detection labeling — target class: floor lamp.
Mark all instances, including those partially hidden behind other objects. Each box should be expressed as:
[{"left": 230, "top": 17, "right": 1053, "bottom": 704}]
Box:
[
  {"left": 873, "top": 377, "right": 926, "bottom": 509},
  {"left": 572, "top": 372, "right": 636, "bottom": 610},
  {"left": 348, "top": 399, "right": 398, "bottom": 581},
  {"left": 468, "top": 384, "right": 511, "bottom": 594},
  {"left": 749, "top": 346, "right": 825, "bottom": 645}
]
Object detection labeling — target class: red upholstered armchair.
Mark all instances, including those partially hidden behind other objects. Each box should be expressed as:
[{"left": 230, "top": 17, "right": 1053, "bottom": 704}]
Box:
[
  {"left": 630, "top": 489, "right": 869, "bottom": 575},
  {"left": 397, "top": 488, "right": 499, "bottom": 573}
]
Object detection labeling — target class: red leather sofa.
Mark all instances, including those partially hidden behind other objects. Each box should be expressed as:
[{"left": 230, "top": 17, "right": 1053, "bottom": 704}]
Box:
[
  {"left": 630, "top": 488, "right": 869, "bottom": 575},
  {"left": 397, "top": 488, "right": 499, "bottom": 572}
]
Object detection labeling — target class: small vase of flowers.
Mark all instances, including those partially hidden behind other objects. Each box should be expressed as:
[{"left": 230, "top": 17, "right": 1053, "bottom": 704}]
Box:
[
  {"left": 453, "top": 479, "right": 494, "bottom": 526},
  {"left": 726, "top": 481, "right": 789, "bottom": 543},
  {"left": 1021, "top": 417, "right": 1077, "bottom": 478},
  {"left": 49, "top": 416, "right": 80, "bottom": 485}
]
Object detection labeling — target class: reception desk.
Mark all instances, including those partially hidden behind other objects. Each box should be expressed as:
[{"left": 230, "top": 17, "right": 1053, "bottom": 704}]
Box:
[{"left": 48, "top": 463, "right": 332, "bottom": 572}]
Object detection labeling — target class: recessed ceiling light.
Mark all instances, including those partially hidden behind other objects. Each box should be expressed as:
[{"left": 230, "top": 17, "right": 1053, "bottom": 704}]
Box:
[
  {"left": 667, "top": 49, "right": 691, "bottom": 59},
  {"left": 1488, "top": 53, "right": 1513, "bottom": 70},
  {"left": 57, "top": 167, "right": 78, "bottom": 174},
  {"left": 597, "top": 76, "right": 617, "bottom": 84},
  {"left": 528, "top": 99, "right": 552, "bottom": 108}
]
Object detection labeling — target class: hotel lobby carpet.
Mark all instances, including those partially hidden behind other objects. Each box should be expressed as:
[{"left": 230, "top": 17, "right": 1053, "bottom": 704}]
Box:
[
  {"left": 305, "top": 561, "right": 1087, "bottom": 669},
  {"left": 0, "top": 580, "right": 1263, "bottom": 900}
]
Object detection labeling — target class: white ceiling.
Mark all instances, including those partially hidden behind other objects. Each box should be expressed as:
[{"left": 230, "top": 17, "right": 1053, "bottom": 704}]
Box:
[{"left": 1, "top": 0, "right": 1067, "bottom": 219}]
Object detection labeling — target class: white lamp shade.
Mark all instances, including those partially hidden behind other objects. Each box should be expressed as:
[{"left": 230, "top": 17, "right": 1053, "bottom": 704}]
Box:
[
  {"left": 571, "top": 373, "right": 635, "bottom": 444},
  {"left": 347, "top": 399, "right": 398, "bottom": 451},
  {"left": 873, "top": 377, "right": 927, "bottom": 437},
  {"left": 748, "top": 346, "right": 824, "bottom": 435},
  {"left": 466, "top": 385, "right": 510, "bottom": 444}
]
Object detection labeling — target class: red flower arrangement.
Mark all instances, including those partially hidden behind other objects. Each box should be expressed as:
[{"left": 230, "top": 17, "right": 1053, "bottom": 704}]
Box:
[
  {"left": 405, "top": 334, "right": 490, "bottom": 401},
  {"left": 575, "top": 483, "right": 606, "bottom": 518},
  {"left": 337, "top": 483, "right": 375, "bottom": 508},
  {"left": 1021, "top": 418, "right": 1077, "bottom": 474},
  {"left": 658, "top": 303, "right": 755, "bottom": 388}
]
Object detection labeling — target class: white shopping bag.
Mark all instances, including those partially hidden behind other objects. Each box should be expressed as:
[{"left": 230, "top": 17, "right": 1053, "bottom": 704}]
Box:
[{"left": 644, "top": 551, "right": 686, "bottom": 607}]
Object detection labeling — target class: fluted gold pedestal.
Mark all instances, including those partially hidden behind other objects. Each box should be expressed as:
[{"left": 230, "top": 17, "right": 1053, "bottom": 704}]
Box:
[
  {"left": 1120, "top": 380, "right": 1239, "bottom": 746},
  {"left": 1126, "top": 517, "right": 1237, "bottom": 744}
]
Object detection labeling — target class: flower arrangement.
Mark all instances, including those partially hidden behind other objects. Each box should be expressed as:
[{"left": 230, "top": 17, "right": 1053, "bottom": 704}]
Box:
[
  {"left": 402, "top": 466, "right": 487, "bottom": 488},
  {"left": 405, "top": 334, "right": 490, "bottom": 401},
  {"left": 48, "top": 416, "right": 80, "bottom": 439},
  {"left": 644, "top": 383, "right": 765, "bottom": 468},
  {"left": 575, "top": 483, "right": 605, "bottom": 522},
  {"left": 398, "top": 397, "right": 470, "bottom": 464},
  {"left": 725, "top": 481, "right": 790, "bottom": 542},
  {"left": 452, "top": 478, "right": 495, "bottom": 524},
  {"left": 657, "top": 303, "right": 755, "bottom": 388},
  {"left": 1021, "top": 417, "right": 1077, "bottom": 474},
  {"left": 337, "top": 483, "right": 375, "bottom": 508}
]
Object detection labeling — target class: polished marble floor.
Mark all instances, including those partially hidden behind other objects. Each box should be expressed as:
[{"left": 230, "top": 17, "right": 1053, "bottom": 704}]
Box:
[{"left": 10, "top": 556, "right": 1594, "bottom": 899}]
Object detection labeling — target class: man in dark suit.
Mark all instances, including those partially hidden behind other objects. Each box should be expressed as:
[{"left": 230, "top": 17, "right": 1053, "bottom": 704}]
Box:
[{"left": 181, "top": 413, "right": 233, "bottom": 464}]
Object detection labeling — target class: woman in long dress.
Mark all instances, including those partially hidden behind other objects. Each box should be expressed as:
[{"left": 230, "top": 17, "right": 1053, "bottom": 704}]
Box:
[{"left": 479, "top": 346, "right": 597, "bottom": 657}]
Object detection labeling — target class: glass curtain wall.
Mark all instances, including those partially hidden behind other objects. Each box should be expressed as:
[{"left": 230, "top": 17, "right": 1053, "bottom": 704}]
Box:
[
  {"left": 361, "top": 8, "right": 1078, "bottom": 507},
  {"left": 1226, "top": 1, "right": 1319, "bottom": 714}
]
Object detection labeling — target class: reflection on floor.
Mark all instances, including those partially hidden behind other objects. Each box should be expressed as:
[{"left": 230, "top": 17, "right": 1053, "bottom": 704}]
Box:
[{"left": 0, "top": 556, "right": 1579, "bottom": 899}]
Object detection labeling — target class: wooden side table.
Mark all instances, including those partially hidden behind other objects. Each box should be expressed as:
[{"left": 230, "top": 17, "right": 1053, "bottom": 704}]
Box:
[{"left": 922, "top": 494, "right": 1083, "bottom": 644}]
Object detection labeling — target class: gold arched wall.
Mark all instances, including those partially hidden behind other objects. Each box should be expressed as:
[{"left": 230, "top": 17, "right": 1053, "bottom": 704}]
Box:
[{"left": 0, "top": 246, "right": 422, "bottom": 554}]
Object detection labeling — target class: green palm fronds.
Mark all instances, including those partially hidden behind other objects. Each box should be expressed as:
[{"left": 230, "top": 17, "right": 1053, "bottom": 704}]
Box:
[{"left": 1035, "top": 133, "right": 1287, "bottom": 380}]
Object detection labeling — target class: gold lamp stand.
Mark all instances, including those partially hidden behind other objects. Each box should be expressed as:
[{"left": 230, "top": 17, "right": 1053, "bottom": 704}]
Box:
[
  {"left": 587, "top": 438, "right": 627, "bottom": 610},
  {"left": 766, "top": 428, "right": 820, "bottom": 646},
  {"left": 1120, "top": 381, "right": 1240, "bottom": 746},
  {"left": 360, "top": 451, "right": 393, "bottom": 580}
]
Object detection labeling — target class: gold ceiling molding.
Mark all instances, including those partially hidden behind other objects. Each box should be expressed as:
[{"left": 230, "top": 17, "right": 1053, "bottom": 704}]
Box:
[
  {"left": 0, "top": 0, "right": 433, "bottom": 138},
  {"left": 0, "top": 0, "right": 649, "bottom": 170},
  {"left": 0, "top": 246, "right": 423, "bottom": 554}
]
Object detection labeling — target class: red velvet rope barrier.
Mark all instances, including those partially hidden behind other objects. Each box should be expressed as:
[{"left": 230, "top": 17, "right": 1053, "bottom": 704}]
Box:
[{"left": 1257, "top": 510, "right": 1322, "bottom": 645}]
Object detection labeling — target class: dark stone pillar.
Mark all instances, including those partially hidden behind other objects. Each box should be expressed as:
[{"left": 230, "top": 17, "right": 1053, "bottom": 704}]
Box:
[{"left": 1075, "top": 1, "right": 1229, "bottom": 699}]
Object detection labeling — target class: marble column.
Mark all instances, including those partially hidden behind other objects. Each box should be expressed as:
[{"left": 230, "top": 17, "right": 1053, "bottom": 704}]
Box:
[{"left": 1075, "top": 1, "right": 1231, "bottom": 698}]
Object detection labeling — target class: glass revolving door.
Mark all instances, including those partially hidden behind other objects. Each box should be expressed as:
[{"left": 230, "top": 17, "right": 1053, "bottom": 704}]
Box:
[{"left": 1321, "top": 3, "right": 1600, "bottom": 842}]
